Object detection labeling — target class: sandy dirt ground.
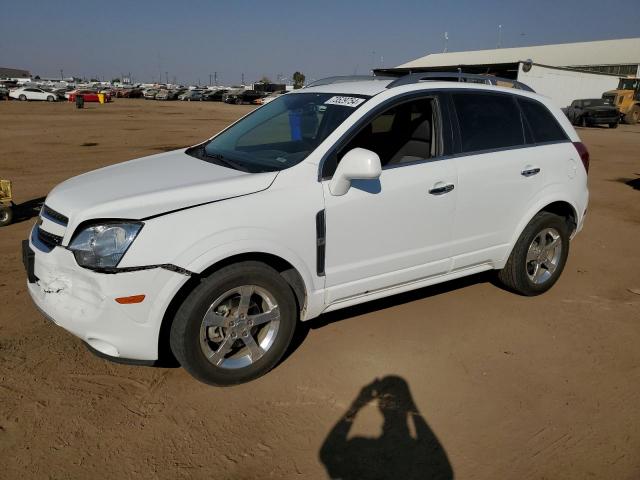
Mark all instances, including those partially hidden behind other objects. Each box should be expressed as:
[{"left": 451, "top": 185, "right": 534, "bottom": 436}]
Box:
[{"left": 0, "top": 99, "right": 639, "bottom": 479}]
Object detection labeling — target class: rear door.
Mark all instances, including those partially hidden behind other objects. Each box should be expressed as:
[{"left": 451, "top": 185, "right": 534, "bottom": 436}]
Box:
[
  {"left": 449, "top": 91, "right": 573, "bottom": 269},
  {"left": 448, "top": 91, "right": 539, "bottom": 268}
]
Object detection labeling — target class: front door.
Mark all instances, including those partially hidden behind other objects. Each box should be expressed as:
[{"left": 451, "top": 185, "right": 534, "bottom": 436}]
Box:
[{"left": 321, "top": 95, "right": 457, "bottom": 304}]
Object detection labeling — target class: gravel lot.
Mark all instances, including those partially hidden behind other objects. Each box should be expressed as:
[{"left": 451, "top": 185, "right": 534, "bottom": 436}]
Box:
[{"left": 1, "top": 99, "right": 639, "bottom": 479}]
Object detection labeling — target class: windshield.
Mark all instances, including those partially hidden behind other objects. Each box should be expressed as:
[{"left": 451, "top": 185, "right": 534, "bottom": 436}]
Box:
[
  {"left": 197, "top": 92, "right": 369, "bottom": 172},
  {"left": 618, "top": 78, "right": 639, "bottom": 91}
]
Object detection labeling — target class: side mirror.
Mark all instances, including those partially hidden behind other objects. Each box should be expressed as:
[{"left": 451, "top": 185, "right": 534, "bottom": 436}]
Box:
[{"left": 329, "top": 148, "right": 382, "bottom": 196}]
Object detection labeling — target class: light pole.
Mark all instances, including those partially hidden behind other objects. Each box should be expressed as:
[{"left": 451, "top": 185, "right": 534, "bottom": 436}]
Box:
[{"left": 497, "top": 24, "right": 503, "bottom": 48}]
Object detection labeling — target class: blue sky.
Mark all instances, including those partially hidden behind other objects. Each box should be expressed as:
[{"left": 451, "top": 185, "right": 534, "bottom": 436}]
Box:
[{"left": 1, "top": 0, "right": 638, "bottom": 85}]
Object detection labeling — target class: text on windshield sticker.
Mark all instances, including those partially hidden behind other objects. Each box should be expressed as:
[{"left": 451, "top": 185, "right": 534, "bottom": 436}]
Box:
[{"left": 324, "top": 96, "right": 365, "bottom": 107}]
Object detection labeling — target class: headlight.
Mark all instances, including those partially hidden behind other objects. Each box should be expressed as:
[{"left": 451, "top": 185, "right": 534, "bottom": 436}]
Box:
[{"left": 69, "top": 222, "right": 143, "bottom": 268}]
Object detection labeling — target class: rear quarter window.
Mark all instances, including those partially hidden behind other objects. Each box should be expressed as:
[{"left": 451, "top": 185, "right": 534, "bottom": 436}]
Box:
[
  {"left": 452, "top": 92, "right": 525, "bottom": 153},
  {"left": 518, "top": 98, "right": 568, "bottom": 144}
]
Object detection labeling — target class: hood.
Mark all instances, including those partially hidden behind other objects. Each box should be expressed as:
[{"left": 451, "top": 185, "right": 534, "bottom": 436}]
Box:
[{"left": 46, "top": 149, "right": 277, "bottom": 234}]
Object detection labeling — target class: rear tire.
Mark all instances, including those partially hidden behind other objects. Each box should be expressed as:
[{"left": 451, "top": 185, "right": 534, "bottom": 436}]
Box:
[
  {"left": 0, "top": 205, "right": 13, "bottom": 227},
  {"left": 170, "top": 261, "right": 297, "bottom": 386},
  {"left": 19, "top": 94, "right": 27, "bottom": 101},
  {"left": 609, "top": 122, "right": 618, "bottom": 129},
  {"left": 497, "top": 212, "right": 570, "bottom": 296},
  {"left": 47, "top": 95, "right": 55, "bottom": 102}
]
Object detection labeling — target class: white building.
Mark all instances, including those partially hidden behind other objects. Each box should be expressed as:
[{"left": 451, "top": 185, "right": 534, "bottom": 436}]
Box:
[{"left": 377, "top": 38, "right": 640, "bottom": 107}]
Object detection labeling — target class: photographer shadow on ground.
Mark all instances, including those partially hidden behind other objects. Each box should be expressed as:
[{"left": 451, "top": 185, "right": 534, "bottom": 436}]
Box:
[{"left": 320, "top": 376, "right": 453, "bottom": 480}]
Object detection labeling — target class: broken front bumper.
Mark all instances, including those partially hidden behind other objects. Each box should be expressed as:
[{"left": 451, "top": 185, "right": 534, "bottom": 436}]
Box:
[{"left": 24, "top": 231, "right": 188, "bottom": 361}]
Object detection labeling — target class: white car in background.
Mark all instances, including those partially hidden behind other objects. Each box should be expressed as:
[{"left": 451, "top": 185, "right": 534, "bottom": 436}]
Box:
[
  {"left": 25, "top": 74, "right": 589, "bottom": 386},
  {"left": 10, "top": 87, "right": 58, "bottom": 102}
]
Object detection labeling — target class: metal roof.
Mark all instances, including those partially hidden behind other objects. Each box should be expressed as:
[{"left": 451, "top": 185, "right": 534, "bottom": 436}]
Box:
[
  {"left": 0, "top": 67, "right": 31, "bottom": 78},
  {"left": 398, "top": 38, "right": 640, "bottom": 69}
]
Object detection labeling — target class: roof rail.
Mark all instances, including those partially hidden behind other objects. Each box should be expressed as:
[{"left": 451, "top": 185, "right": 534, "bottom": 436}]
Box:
[
  {"left": 386, "top": 72, "right": 535, "bottom": 92},
  {"left": 305, "top": 75, "right": 395, "bottom": 88}
]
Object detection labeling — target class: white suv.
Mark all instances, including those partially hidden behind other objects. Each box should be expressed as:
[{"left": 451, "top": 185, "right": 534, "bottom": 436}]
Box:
[{"left": 24, "top": 74, "right": 589, "bottom": 385}]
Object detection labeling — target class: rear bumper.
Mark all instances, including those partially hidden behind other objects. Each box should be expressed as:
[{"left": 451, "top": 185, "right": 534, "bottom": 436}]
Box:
[{"left": 25, "top": 230, "right": 188, "bottom": 361}]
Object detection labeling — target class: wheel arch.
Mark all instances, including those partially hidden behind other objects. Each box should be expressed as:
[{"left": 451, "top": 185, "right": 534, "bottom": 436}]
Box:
[
  {"left": 498, "top": 198, "right": 579, "bottom": 270},
  {"left": 157, "top": 252, "right": 309, "bottom": 365}
]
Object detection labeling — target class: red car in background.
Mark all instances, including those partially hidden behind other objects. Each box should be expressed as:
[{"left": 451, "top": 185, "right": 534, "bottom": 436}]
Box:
[{"left": 67, "top": 90, "right": 112, "bottom": 102}]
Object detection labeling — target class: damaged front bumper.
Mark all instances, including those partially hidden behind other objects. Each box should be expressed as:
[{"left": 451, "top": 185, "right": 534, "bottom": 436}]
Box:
[{"left": 24, "top": 231, "right": 190, "bottom": 362}]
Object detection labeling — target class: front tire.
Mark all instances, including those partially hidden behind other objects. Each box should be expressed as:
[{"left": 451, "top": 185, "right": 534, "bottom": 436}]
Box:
[
  {"left": 0, "top": 205, "right": 13, "bottom": 226},
  {"left": 609, "top": 122, "right": 618, "bottom": 129},
  {"left": 19, "top": 94, "right": 27, "bottom": 101},
  {"left": 497, "top": 212, "right": 570, "bottom": 296},
  {"left": 623, "top": 105, "right": 639, "bottom": 125},
  {"left": 47, "top": 95, "right": 55, "bottom": 102},
  {"left": 170, "top": 261, "right": 297, "bottom": 386}
]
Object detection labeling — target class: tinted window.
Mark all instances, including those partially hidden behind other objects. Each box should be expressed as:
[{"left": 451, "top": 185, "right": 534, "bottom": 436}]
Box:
[
  {"left": 519, "top": 98, "right": 567, "bottom": 144},
  {"left": 452, "top": 93, "right": 524, "bottom": 152}
]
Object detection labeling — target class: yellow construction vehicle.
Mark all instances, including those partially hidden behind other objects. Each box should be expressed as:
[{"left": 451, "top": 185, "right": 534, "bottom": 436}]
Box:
[
  {"left": 0, "top": 179, "right": 14, "bottom": 227},
  {"left": 603, "top": 77, "right": 640, "bottom": 124}
]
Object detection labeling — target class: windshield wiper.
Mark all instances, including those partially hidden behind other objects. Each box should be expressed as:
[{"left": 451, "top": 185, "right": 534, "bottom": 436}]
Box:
[{"left": 202, "top": 149, "right": 250, "bottom": 172}]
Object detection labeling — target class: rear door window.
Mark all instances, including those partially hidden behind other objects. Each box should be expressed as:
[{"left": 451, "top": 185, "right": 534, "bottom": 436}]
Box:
[
  {"left": 451, "top": 92, "right": 525, "bottom": 153},
  {"left": 518, "top": 98, "right": 568, "bottom": 144}
]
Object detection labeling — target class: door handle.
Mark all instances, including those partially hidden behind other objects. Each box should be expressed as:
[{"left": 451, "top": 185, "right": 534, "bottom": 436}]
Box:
[
  {"left": 521, "top": 167, "right": 541, "bottom": 177},
  {"left": 429, "top": 183, "right": 455, "bottom": 195}
]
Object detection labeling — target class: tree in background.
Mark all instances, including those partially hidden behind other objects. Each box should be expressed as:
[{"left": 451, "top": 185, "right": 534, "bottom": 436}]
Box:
[
  {"left": 111, "top": 78, "right": 121, "bottom": 84},
  {"left": 258, "top": 76, "right": 272, "bottom": 85},
  {"left": 293, "top": 71, "right": 305, "bottom": 89}
]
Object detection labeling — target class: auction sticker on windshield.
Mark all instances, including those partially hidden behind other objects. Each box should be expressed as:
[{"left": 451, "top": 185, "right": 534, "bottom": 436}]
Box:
[{"left": 324, "top": 96, "right": 366, "bottom": 107}]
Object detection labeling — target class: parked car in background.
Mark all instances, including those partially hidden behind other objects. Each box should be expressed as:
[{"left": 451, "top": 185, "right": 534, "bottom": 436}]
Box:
[
  {"left": 47, "top": 88, "right": 68, "bottom": 101},
  {"left": 255, "top": 90, "right": 288, "bottom": 105},
  {"left": 224, "top": 89, "right": 265, "bottom": 104},
  {"left": 202, "top": 89, "right": 228, "bottom": 101},
  {"left": 563, "top": 98, "right": 619, "bottom": 128},
  {"left": 143, "top": 89, "right": 159, "bottom": 100},
  {"left": 178, "top": 90, "right": 203, "bottom": 101},
  {"left": 155, "top": 89, "right": 172, "bottom": 101},
  {"left": 10, "top": 87, "right": 58, "bottom": 102},
  {"left": 67, "top": 90, "right": 112, "bottom": 103},
  {"left": 116, "top": 87, "right": 143, "bottom": 98},
  {"left": 25, "top": 75, "right": 589, "bottom": 386}
]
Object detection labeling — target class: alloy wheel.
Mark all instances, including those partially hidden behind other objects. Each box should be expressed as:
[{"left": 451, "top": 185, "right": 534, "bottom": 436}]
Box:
[
  {"left": 526, "top": 228, "right": 562, "bottom": 285},
  {"left": 199, "top": 285, "right": 280, "bottom": 369}
]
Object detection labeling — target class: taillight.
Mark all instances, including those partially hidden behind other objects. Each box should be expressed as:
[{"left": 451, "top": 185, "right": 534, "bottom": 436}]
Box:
[{"left": 573, "top": 142, "right": 590, "bottom": 174}]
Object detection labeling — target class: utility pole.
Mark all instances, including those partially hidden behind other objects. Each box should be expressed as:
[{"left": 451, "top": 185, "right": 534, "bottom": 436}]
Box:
[
  {"left": 214, "top": 72, "right": 218, "bottom": 85},
  {"left": 60, "top": 69, "right": 63, "bottom": 80},
  {"left": 443, "top": 32, "right": 449, "bottom": 53},
  {"left": 241, "top": 73, "right": 244, "bottom": 86},
  {"left": 497, "top": 24, "right": 503, "bottom": 48},
  {"left": 209, "top": 74, "right": 212, "bottom": 86},
  {"left": 165, "top": 71, "right": 169, "bottom": 84}
]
